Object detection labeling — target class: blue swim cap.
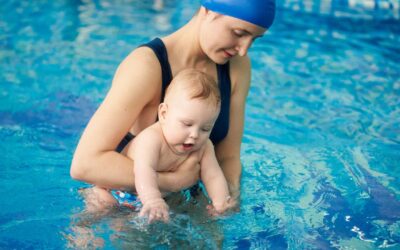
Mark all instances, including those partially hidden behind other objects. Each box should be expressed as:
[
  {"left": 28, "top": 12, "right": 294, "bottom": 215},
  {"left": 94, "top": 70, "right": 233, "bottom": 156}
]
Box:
[{"left": 201, "top": 0, "right": 276, "bottom": 29}]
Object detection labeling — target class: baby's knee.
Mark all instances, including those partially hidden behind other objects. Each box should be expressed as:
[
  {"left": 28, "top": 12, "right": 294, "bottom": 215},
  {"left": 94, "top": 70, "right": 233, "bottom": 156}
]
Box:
[
  {"left": 92, "top": 186, "right": 117, "bottom": 204},
  {"left": 82, "top": 187, "right": 118, "bottom": 212}
]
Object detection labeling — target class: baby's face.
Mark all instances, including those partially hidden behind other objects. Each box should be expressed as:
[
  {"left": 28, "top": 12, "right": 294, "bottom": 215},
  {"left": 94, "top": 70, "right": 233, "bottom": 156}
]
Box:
[{"left": 161, "top": 94, "right": 220, "bottom": 155}]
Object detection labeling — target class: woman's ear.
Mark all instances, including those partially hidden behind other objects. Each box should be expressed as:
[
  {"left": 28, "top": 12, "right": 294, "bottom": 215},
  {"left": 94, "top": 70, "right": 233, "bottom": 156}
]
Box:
[
  {"left": 199, "top": 6, "right": 208, "bottom": 15},
  {"left": 158, "top": 103, "right": 167, "bottom": 123},
  {"left": 199, "top": 6, "right": 218, "bottom": 20}
]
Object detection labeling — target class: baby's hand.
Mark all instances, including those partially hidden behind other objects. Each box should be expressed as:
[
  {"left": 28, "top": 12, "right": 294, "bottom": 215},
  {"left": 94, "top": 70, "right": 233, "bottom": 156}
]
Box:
[
  {"left": 139, "top": 198, "right": 169, "bottom": 223},
  {"left": 206, "top": 196, "right": 236, "bottom": 216}
]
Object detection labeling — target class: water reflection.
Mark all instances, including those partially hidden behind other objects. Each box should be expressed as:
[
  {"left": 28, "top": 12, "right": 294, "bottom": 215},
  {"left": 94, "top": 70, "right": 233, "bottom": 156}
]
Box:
[
  {"left": 1, "top": 0, "right": 400, "bottom": 248},
  {"left": 64, "top": 189, "right": 224, "bottom": 249},
  {"left": 281, "top": 0, "right": 399, "bottom": 19}
]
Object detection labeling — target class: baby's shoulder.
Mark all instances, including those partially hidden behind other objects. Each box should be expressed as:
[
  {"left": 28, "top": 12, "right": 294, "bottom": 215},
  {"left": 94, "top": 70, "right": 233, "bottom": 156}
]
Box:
[
  {"left": 135, "top": 123, "right": 163, "bottom": 145},
  {"left": 199, "top": 139, "right": 215, "bottom": 157}
]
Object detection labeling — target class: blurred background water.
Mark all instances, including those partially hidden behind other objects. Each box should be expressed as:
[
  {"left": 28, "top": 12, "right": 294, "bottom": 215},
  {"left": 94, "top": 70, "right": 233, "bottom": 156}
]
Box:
[{"left": 1, "top": 0, "right": 399, "bottom": 249}]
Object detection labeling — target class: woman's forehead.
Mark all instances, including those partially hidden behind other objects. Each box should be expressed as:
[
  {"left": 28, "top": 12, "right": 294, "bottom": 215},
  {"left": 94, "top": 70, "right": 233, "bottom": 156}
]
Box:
[{"left": 217, "top": 14, "right": 267, "bottom": 35}]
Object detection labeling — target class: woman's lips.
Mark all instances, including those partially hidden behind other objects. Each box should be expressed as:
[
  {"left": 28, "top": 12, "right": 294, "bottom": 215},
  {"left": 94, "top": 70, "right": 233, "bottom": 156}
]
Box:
[{"left": 223, "top": 50, "right": 234, "bottom": 58}]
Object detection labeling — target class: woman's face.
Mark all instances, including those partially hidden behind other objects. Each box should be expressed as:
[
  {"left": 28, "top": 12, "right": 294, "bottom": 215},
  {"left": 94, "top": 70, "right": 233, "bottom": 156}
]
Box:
[{"left": 199, "top": 9, "right": 267, "bottom": 64}]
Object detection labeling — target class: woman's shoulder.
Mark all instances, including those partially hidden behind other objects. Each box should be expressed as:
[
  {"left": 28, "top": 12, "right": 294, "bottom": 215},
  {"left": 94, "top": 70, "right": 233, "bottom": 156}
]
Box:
[
  {"left": 119, "top": 46, "right": 162, "bottom": 76},
  {"left": 230, "top": 54, "right": 251, "bottom": 69},
  {"left": 111, "top": 46, "right": 163, "bottom": 94},
  {"left": 229, "top": 55, "right": 251, "bottom": 93}
]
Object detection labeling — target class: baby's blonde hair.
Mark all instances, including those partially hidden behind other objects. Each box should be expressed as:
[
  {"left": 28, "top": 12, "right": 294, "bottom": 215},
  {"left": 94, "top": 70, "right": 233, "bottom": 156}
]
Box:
[{"left": 165, "top": 68, "right": 221, "bottom": 108}]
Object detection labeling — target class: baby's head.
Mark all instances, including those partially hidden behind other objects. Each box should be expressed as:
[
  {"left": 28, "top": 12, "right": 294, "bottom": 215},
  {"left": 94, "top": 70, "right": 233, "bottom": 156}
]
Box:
[
  {"left": 159, "top": 69, "right": 221, "bottom": 153},
  {"left": 164, "top": 68, "right": 220, "bottom": 110}
]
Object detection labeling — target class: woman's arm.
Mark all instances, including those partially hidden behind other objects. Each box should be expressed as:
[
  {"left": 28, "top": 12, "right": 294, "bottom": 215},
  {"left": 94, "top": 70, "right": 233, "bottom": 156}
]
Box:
[
  {"left": 215, "top": 55, "right": 251, "bottom": 200},
  {"left": 70, "top": 47, "right": 201, "bottom": 191},
  {"left": 70, "top": 47, "right": 163, "bottom": 190}
]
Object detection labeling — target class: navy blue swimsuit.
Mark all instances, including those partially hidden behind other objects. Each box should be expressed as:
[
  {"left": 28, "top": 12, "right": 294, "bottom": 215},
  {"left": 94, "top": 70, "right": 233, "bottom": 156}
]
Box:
[{"left": 116, "top": 38, "right": 231, "bottom": 152}]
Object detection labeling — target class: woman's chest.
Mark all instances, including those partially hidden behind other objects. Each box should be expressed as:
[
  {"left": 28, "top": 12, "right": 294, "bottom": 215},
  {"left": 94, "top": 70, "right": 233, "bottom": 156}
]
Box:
[{"left": 130, "top": 100, "right": 159, "bottom": 135}]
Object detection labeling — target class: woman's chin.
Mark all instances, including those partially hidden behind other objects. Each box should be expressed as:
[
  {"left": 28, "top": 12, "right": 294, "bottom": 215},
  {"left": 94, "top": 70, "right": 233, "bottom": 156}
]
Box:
[{"left": 213, "top": 56, "right": 230, "bottom": 65}]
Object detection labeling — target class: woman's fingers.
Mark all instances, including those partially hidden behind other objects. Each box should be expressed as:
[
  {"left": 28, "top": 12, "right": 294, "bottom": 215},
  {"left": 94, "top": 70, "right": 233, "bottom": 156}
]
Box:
[{"left": 206, "top": 197, "right": 239, "bottom": 217}]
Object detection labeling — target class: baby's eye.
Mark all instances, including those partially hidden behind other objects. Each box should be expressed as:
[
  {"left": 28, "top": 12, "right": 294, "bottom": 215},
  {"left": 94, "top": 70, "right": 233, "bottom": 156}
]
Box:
[
  {"left": 202, "top": 127, "right": 211, "bottom": 132},
  {"left": 182, "top": 121, "right": 192, "bottom": 127}
]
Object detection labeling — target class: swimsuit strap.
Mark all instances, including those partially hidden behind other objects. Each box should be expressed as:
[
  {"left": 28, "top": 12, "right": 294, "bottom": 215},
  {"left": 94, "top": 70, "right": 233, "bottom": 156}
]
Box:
[
  {"left": 211, "top": 62, "right": 231, "bottom": 145},
  {"left": 116, "top": 131, "right": 135, "bottom": 153},
  {"left": 140, "top": 37, "right": 173, "bottom": 102}
]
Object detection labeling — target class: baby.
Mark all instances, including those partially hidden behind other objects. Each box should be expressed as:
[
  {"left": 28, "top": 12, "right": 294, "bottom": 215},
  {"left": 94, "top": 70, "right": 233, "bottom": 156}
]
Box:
[{"left": 94, "top": 69, "right": 233, "bottom": 222}]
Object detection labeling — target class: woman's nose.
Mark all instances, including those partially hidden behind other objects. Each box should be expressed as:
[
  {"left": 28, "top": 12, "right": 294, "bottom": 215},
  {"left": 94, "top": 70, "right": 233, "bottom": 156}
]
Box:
[{"left": 237, "top": 37, "right": 253, "bottom": 56}]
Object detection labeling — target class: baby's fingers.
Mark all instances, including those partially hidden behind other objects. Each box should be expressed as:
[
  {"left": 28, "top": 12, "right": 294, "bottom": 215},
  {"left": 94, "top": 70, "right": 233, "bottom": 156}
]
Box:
[
  {"left": 139, "top": 205, "right": 151, "bottom": 218},
  {"left": 160, "top": 209, "right": 170, "bottom": 222},
  {"left": 206, "top": 204, "right": 221, "bottom": 217},
  {"left": 148, "top": 208, "right": 169, "bottom": 223},
  {"left": 138, "top": 205, "right": 158, "bottom": 221}
]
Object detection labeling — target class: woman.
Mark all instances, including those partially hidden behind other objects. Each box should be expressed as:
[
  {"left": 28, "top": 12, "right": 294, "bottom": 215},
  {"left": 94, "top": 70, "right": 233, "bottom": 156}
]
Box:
[{"left": 70, "top": 0, "right": 276, "bottom": 205}]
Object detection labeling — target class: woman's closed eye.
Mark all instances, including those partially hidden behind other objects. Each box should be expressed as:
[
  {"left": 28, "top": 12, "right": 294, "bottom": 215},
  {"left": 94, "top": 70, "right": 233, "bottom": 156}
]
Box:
[
  {"left": 233, "top": 28, "right": 263, "bottom": 42},
  {"left": 233, "top": 29, "right": 245, "bottom": 37}
]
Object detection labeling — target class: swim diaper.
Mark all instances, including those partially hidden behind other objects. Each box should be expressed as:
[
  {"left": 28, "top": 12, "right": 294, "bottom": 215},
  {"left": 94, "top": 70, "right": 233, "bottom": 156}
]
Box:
[{"left": 111, "top": 190, "right": 142, "bottom": 211}]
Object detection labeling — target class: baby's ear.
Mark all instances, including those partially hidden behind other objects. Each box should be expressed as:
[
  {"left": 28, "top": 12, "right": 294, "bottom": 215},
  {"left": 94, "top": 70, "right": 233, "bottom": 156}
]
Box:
[{"left": 158, "top": 103, "right": 168, "bottom": 122}]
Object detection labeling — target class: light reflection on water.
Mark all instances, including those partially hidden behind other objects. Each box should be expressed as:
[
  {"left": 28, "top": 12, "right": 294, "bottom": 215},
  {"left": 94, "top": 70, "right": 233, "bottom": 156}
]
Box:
[
  {"left": 64, "top": 192, "right": 222, "bottom": 249},
  {"left": 0, "top": 0, "right": 399, "bottom": 249}
]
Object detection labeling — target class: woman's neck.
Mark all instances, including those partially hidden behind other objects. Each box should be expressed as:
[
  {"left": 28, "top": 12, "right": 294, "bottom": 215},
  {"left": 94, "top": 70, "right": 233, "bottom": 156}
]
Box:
[{"left": 162, "top": 16, "right": 214, "bottom": 75}]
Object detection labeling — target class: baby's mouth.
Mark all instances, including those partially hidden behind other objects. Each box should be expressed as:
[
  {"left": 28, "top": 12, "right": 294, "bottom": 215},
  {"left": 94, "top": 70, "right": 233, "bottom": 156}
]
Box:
[{"left": 183, "top": 143, "right": 194, "bottom": 150}]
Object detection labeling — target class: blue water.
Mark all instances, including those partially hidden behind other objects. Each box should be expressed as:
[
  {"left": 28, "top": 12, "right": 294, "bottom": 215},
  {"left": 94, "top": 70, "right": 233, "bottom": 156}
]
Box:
[{"left": 1, "top": 0, "right": 399, "bottom": 249}]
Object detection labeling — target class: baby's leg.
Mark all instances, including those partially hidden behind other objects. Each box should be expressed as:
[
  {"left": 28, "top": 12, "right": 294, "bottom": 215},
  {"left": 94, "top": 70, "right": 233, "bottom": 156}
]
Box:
[
  {"left": 80, "top": 186, "right": 118, "bottom": 213},
  {"left": 85, "top": 140, "right": 137, "bottom": 212},
  {"left": 77, "top": 140, "right": 135, "bottom": 213}
]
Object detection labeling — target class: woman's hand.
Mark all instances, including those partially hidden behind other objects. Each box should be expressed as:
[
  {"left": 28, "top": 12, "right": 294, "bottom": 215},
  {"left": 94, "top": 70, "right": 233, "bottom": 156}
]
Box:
[
  {"left": 206, "top": 196, "right": 237, "bottom": 217},
  {"left": 172, "top": 162, "right": 200, "bottom": 189},
  {"left": 229, "top": 183, "right": 241, "bottom": 204},
  {"left": 158, "top": 154, "right": 201, "bottom": 192}
]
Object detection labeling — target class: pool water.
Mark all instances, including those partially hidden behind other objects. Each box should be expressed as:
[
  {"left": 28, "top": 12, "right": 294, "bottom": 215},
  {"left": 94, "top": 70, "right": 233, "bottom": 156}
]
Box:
[{"left": 1, "top": 0, "right": 399, "bottom": 249}]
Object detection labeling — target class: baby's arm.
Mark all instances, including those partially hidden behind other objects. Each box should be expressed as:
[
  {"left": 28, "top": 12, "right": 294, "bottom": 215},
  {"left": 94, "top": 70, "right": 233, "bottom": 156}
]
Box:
[
  {"left": 128, "top": 130, "right": 169, "bottom": 222},
  {"left": 200, "top": 140, "right": 233, "bottom": 214}
]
